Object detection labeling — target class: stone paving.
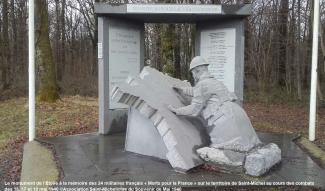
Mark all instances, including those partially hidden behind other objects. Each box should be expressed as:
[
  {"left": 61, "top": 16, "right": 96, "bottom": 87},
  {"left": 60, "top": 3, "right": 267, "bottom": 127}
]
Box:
[{"left": 40, "top": 132, "right": 325, "bottom": 189}]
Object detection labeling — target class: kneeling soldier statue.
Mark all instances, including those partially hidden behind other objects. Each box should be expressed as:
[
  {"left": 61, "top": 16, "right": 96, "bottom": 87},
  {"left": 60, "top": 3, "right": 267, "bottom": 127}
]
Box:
[{"left": 168, "top": 56, "right": 281, "bottom": 176}]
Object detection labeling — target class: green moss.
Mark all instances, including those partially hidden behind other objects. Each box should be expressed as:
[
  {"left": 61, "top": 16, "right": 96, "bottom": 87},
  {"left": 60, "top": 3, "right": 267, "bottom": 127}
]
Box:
[
  {"left": 38, "top": 87, "right": 60, "bottom": 103},
  {"left": 298, "top": 137, "right": 325, "bottom": 167}
]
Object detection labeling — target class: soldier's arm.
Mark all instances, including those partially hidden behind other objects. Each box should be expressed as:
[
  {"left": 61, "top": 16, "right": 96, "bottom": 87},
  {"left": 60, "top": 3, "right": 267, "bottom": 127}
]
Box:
[
  {"left": 173, "top": 86, "right": 193, "bottom": 105},
  {"left": 169, "top": 82, "right": 212, "bottom": 117},
  {"left": 168, "top": 97, "right": 204, "bottom": 117},
  {"left": 177, "top": 87, "right": 193, "bottom": 97}
]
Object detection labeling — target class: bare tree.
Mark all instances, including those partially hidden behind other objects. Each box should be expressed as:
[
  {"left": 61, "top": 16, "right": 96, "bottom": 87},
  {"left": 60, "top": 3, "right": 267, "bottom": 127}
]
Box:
[
  {"left": 296, "top": 0, "right": 302, "bottom": 99},
  {"left": 278, "top": 0, "right": 289, "bottom": 87}
]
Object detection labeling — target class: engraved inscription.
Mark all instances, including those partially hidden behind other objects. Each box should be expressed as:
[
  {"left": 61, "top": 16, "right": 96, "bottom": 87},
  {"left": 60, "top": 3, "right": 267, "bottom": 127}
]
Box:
[
  {"left": 127, "top": 4, "right": 222, "bottom": 14},
  {"left": 109, "top": 25, "right": 141, "bottom": 109},
  {"left": 200, "top": 28, "right": 236, "bottom": 92}
]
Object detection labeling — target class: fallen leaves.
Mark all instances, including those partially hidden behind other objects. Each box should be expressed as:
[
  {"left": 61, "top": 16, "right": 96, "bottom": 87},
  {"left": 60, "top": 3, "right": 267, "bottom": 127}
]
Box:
[
  {"left": 244, "top": 102, "right": 325, "bottom": 150},
  {"left": 0, "top": 96, "right": 98, "bottom": 183}
]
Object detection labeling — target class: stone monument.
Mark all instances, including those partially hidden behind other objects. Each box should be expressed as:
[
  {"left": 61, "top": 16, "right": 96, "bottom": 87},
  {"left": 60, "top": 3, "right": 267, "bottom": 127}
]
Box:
[
  {"left": 112, "top": 56, "right": 281, "bottom": 176},
  {"left": 111, "top": 67, "right": 209, "bottom": 172},
  {"left": 95, "top": 3, "right": 250, "bottom": 135}
]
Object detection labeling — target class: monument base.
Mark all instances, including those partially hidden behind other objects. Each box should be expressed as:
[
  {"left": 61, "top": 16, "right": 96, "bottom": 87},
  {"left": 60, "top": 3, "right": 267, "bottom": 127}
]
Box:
[
  {"left": 37, "top": 132, "right": 325, "bottom": 188},
  {"left": 99, "top": 109, "right": 128, "bottom": 135}
]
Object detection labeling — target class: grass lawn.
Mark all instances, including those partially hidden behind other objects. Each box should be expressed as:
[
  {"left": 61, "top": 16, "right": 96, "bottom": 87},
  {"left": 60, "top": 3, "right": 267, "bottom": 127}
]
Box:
[
  {"left": 0, "top": 95, "right": 324, "bottom": 186},
  {"left": 0, "top": 96, "right": 98, "bottom": 183}
]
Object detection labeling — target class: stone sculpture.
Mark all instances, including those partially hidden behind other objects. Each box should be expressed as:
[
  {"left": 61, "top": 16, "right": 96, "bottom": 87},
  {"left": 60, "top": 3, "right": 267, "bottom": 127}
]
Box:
[
  {"left": 111, "top": 67, "right": 209, "bottom": 172},
  {"left": 111, "top": 56, "right": 281, "bottom": 176},
  {"left": 168, "top": 56, "right": 281, "bottom": 176},
  {"left": 168, "top": 56, "right": 261, "bottom": 152}
]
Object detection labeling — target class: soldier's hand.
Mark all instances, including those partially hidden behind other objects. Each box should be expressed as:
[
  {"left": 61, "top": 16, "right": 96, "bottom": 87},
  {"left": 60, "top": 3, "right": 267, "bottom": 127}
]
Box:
[
  {"left": 167, "top": 105, "right": 177, "bottom": 114},
  {"left": 172, "top": 85, "right": 181, "bottom": 92}
]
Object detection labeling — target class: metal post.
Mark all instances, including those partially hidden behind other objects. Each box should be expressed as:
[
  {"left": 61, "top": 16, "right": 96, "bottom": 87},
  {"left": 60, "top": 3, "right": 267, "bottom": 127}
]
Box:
[
  {"left": 28, "top": 0, "right": 35, "bottom": 141},
  {"left": 309, "top": 0, "right": 320, "bottom": 141}
]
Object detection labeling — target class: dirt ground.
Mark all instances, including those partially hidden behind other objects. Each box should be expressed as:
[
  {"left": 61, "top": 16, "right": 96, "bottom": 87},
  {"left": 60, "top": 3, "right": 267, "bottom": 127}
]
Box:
[
  {"left": 0, "top": 96, "right": 324, "bottom": 189},
  {"left": 244, "top": 102, "right": 325, "bottom": 151}
]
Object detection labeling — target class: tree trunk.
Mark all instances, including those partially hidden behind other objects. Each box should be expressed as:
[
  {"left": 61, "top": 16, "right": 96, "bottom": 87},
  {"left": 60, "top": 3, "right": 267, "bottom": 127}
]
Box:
[
  {"left": 278, "top": 0, "right": 289, "bottom": 87},
  {"left": 10, "top": 0, "right": 17, "bottom": 84},
  {"left": 286, "top": 0, "right": 296, "bottom": 93},
  {"left": 296, "top": 0, "right": 302, "bottom": 99},
  {"left": 56, "top": 0, "right": 66, "bottom": 80},
  {"left": 305, "top": 0, "right": 313, "bottom": 88},
  {"left": 272, "top": 0, "right": 280, "bottom": 86},
  {"left": 174, "top": 24, "right": 181, "bottom": 79},
  {"left": 0, "top": 1, "right": 2, "bottom": 88},
  {"left": 1, "top": 0, "right": 10, "bottom": 90},
  {"left": 320, "top": 25, "right": 325, "bottom": 73},
  {"left": 17, "top": 0, "right": 27, "bottom": 76},
  {"left": 161, "top": 24, "right": 176, "bottom": 76},
  {"left": 55, "top": 0, "right": 62, "bottom": 81},
  {"left": 319, "top": 24, "right": 325, "bottom": 102},
  {"left": 155, "top": 24, "right": 163, "bottom": 71},
  {"left": 36, "top": 0, "right": 59, "bottom": 102},
  {"left": 92, "top": 0, "right": 99, "bottom": 76}
]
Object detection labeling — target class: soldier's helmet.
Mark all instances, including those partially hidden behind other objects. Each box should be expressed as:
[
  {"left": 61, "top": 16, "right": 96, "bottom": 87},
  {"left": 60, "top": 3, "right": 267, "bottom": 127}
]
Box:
[{"left": 189, "top": 56, "right": 209, "bottom": 71}]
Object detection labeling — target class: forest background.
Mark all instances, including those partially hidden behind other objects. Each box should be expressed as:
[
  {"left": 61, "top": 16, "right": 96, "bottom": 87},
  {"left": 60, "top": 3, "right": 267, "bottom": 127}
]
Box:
[{"left": 0, "top": 0, "right": 325, "bottom": 103}]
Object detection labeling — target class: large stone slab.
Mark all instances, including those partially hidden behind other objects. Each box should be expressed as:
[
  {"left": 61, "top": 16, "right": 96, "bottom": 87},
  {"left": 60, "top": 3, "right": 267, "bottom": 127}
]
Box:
[
  {"left": 125, "top": 108, "right": 168, "bottom": 160},
  {"left": 112, "top": 67, "right": 209, "bottom": 172},
  {"left": 244, "top": 143, "right": 281, "bottom": 176},
  {"left": 197, "top": 147, "right": 245, "bottom": 167}
]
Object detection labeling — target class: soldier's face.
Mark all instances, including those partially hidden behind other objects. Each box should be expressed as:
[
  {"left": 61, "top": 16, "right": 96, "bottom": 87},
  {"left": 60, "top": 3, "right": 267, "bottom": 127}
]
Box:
[
  {"left": 191, "top": 66, "right": 208, "bottom": 84},
  {"left": 191, "top": 67, "right": 201, "bottom": 83}
]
